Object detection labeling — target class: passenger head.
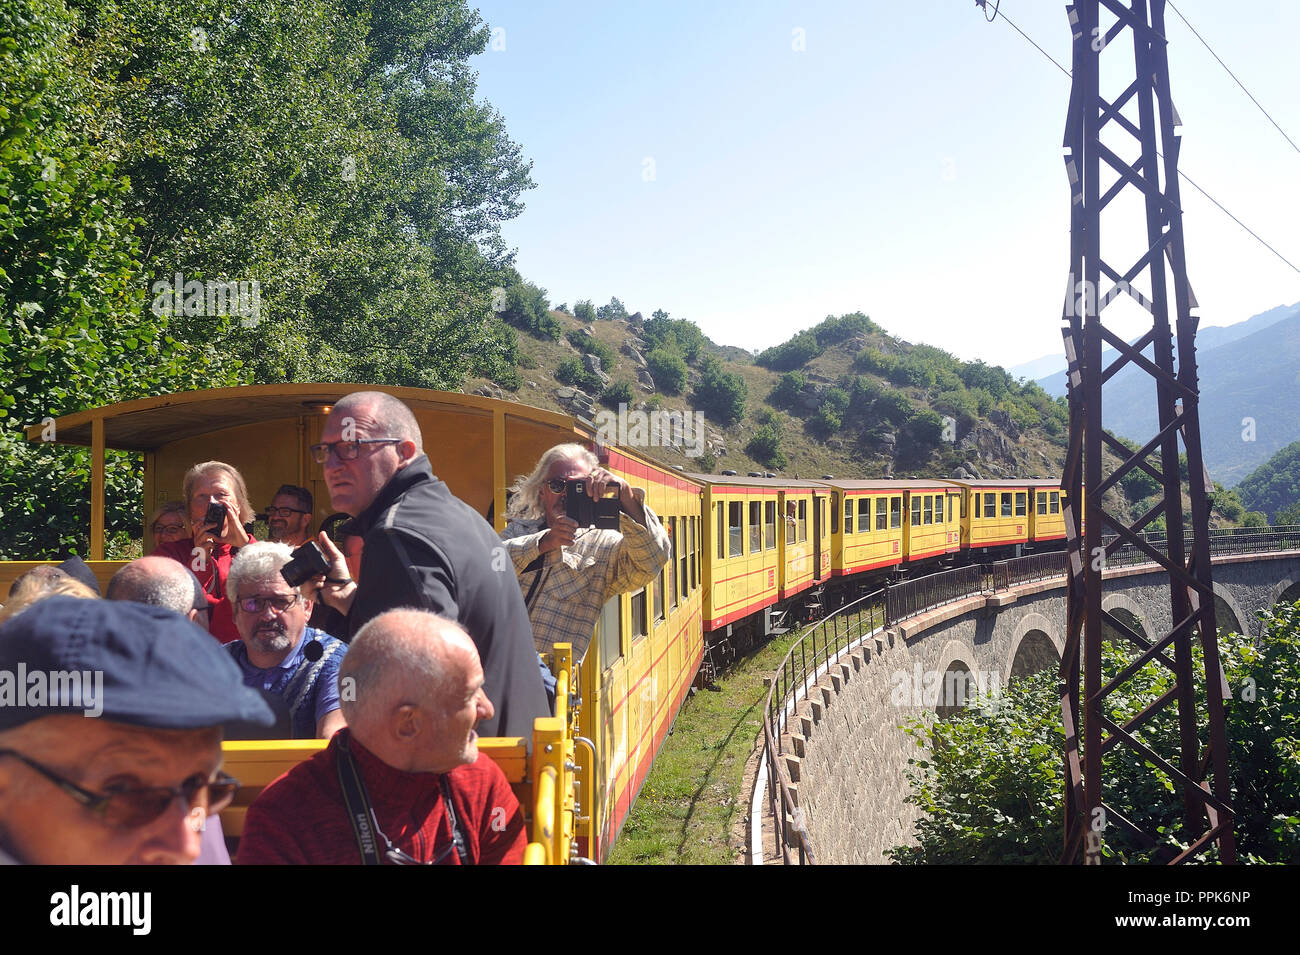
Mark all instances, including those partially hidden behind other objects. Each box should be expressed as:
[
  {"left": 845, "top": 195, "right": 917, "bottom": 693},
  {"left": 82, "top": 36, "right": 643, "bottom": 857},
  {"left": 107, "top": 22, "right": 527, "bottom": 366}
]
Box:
[
  {"left": 507, "top": 443, "right": 599, "bottom": 526},
  {"left": 149, "top": 500, "right": 190, "bottom": 549},
  {"left": 106, "top": 556, "right": 206, "bottom": 630},
  {"left": 0, "top": 597, "right": 272, "bottom": 864},
  {"left": 267, "top": 484, "right": 313, "bottom": 545},
  {"left": 319, "top": 392, "right": 422, "bottom": 517},
  {"left": 0, "top": 570, "right": 97, "bottom": 625},
  {"left": 227, "top": 542, "right": 310, "bottom": 663},
  {"left": 339, "top": 610, "right": 492, "bottom": 774},
  {"left": 182, "top": 461, "right": 255, "bottom": 530}
]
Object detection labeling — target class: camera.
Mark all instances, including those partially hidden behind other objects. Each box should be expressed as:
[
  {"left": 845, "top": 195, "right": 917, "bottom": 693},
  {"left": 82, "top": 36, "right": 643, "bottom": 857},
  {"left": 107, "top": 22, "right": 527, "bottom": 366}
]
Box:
[
  {"left": 203, "top": 501, "right": 227, "bottom": 534},
  {"left": 565, "top": 479, "right": 622, "bottom": 530},
  {"left": 280, "top": 541, "right": 332, "bottom": 588}
]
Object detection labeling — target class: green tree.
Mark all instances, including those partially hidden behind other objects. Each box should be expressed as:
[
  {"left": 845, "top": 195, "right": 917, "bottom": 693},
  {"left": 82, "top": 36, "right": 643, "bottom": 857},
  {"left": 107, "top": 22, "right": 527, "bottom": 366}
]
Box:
[
  {"left": 574, "top": 299, "right": 595, "bottom": 322},
  {"left": 600, "top": 380, "right": 634, "bottom": 409},
  {"left": 769, "top": 371, "right": 807, "bottom": 409},
  {"left": 596, "top": 297, "right": 627, "bottom": 320},
  {"left": 646, "top": 347, "right": 687, "bottom": 395},
  {"left": 692, "top": 356, "right": 747, "bottom": 425},
  {"left": 745, "top": 410, "right": 787, "bottom": 469}
]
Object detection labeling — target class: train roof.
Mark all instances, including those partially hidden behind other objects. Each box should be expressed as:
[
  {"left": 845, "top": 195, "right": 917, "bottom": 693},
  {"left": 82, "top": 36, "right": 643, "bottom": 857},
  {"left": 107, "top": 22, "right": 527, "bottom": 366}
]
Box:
[
  {"left": 944, "top": 478, "right": 1064, "bottom": 488},
  {"left": 22, "top": 382, "right": 577, "bottom": 452},
  {"left": 814, "top": 478, "right": 960, "bottom": 491},
  {"left": 683, "top": 473, "right": 828, "bottom": 490}
]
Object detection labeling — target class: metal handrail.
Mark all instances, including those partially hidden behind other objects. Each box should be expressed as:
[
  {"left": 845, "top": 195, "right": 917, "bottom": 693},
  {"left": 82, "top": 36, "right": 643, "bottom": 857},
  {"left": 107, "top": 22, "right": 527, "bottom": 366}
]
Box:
[{"left": 758, "top": 527, "right": 1300, "bottom": 864}]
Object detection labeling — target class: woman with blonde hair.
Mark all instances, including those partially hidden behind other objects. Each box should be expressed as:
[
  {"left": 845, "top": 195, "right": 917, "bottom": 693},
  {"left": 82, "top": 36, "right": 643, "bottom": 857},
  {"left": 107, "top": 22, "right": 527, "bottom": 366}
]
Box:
[
  {"left": 151, "top": 460, "right": 257, "bottom": 644},
  {"left": 148, "top": 500, "right": 190, "bottom": 550}
]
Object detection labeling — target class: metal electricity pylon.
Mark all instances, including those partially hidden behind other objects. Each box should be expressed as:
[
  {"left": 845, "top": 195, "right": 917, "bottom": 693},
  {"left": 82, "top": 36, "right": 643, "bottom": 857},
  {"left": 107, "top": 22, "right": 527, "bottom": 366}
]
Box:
[{"left": 1058, "top": 0, "right": 1235, "bottom": 864}]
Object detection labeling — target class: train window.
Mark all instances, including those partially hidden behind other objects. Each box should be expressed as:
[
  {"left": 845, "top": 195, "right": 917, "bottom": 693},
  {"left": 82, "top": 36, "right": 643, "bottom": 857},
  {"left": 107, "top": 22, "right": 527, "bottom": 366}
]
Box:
[
  {"left": 653, "top": 569, "right": 664, "bottom": 623},
  {"left": 716, "top": 505, "right": 724, "bottom": 560},
  {"left": 831, "top": 495, "right": 840, "bottom": 534},
  {"left": 1001, "top": 492, "right": 1013, "bottom": 517},
  {"left": 911, "top": 496, "right": 922, "bottom": 527},
  {"left": 748, "top": 501, "right": 762, "bottom": 554},
  {"left": 961, "top": 493, "right": 968, "bottom": 520},
  {"left": 785, "top": 502, "right": 796, "bottom": 545},
  {"left": 1050, "top": 492, "right": 1060, "bottom": 515},
  {"left": 875, "top": 497, "right": 887, "bottom": 531},
  {"left": 631, "top": 587, "right": 648, "bottom": 639},
  {"left": 690, "top": 516, "right": 698, "bottom": 589},
  {"left": 1015, "top": 492, "right": 1027, "bottom": 517},
  {"left": 797, "top": 500, "right": 807, "bottom": 543},
  {"left": 855, "top": 499, "right": 868, "bottom": 534},
  {"left": 680, "top": 522, "right": 689, "bottom": 600},
  {"left": 844, "top": 497, "right": 854, "bottom": 534},
  {"left": 728, "top": 502, "right": 744, "bottom": 557},
  {"left": 891, "top": 496, "right": 902, "bottom": 529},
  {"left": 984, "top": 494, "right": 996, "bottom": 519},
  {"left": 596, "top": 595, "right": 622, "bottom": 666},
  {"left": 923, "top": 496, "right": 933, "bottom": 525},
  {"left": 764, "top": 501, "right": 776, "bottom": 550},
  {"left": 1037, "top": 491, "right": 1048, "bottom": 515},
  {"left": 667, "top": 520, "right": 678, "bottom": 611}
]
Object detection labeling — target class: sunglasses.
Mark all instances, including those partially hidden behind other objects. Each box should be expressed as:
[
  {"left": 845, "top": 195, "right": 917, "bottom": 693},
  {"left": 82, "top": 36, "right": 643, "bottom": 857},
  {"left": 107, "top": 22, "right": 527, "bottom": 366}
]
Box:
[{"left": 0, "top": 749, "right": 239, "bottom": 829}]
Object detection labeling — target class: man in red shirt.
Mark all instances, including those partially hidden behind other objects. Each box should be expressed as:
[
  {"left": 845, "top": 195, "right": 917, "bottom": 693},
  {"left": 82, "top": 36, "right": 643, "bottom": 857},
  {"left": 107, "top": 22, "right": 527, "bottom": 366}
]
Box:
[{"left": 236, "top": 610, "right": 525, "bottom": 865}]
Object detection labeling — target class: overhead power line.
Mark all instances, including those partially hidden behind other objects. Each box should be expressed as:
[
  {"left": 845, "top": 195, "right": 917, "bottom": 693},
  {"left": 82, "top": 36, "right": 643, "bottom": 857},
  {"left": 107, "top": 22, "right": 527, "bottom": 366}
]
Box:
[
  {"left": 1166, "top": 0, "right": 1300, "bottom": 159},
  {"left": 976, "top": 0, "right": 1300, "bottom": 278}
]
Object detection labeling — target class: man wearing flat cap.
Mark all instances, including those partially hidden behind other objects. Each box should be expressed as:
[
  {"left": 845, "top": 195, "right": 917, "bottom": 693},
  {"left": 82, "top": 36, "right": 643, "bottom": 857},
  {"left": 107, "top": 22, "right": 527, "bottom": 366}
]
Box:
[{"left": 0, "top": 597, "right": 273, "bottom": 865}]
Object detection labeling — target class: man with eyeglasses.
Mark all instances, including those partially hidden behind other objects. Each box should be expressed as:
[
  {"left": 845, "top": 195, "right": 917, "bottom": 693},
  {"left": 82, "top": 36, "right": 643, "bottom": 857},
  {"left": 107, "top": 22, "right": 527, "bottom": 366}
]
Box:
[
  {"left": 0, "top": 597, "right": 273, "bottom": 865},
  {"left": 307, "top": 391, "right": 547, "bottom": 740},
  {"left": 236, "top": 610, "right": 525, "bottom": 865},
  {"left": 226, "top": 542, "right": 347, "bottom": 740},
  {"left": 265, "top": 484, "right": 314, "bottom": 548}
]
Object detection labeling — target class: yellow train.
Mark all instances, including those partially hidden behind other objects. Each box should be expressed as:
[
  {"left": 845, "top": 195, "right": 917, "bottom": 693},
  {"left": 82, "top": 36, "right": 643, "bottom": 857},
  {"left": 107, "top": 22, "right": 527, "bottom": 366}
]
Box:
[{"left": 0, "top": 383, "right": 1067, "bottom": 863}]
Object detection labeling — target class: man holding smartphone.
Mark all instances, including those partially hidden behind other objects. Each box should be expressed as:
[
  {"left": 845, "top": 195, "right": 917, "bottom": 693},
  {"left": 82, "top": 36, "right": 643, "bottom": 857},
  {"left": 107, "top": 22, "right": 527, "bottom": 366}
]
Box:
[{"left": 501, "top": 444, "right": 671, "bottom": 662}]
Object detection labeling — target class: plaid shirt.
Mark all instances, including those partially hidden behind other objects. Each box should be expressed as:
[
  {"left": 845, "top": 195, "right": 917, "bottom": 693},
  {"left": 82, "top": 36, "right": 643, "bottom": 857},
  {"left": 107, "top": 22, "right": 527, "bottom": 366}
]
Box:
[{"left": 501, "top": 503, "right": 672, "bottom": 659}]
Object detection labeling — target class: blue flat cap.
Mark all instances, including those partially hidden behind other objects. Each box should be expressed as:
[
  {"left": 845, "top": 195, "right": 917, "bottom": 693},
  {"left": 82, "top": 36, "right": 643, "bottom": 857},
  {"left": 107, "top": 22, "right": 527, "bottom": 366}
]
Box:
[{"left": 0, "top": 597, "right": 274, "bottom": 730}]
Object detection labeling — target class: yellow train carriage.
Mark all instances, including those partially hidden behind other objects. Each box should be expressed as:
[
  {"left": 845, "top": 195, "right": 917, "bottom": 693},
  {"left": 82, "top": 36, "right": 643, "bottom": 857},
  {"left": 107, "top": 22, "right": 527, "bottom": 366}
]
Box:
[
  {"left": 1030, "top": 481, "right": 1067, "bottom": 544},
  {"left": 5, "top": 383, "right": 701, "bottom": 865},
  {"left": 948, "top": 479, "right": 1036, "bottom": 552},
  {"left": 900, "top": 481, "right": 962, "bottom": 564},
  {"left": 823, "top": 480, "right": 904, "bottom": 576},
  {"left": 575, "top": 447, "right": 704, "bottom": 861}
]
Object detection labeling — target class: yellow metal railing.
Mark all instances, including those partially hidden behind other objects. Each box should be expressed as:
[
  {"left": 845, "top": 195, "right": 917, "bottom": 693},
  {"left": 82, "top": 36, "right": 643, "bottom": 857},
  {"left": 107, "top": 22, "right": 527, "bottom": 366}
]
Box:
[{"left": 523, "top": 642, "right": 578, "bottom": 865}]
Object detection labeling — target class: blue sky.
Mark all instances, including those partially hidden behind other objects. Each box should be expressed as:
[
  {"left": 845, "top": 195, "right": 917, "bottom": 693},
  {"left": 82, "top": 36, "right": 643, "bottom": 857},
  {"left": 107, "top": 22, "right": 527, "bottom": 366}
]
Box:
[{"left": 467, "top": 1, "right": 1300, "bottom": 370}]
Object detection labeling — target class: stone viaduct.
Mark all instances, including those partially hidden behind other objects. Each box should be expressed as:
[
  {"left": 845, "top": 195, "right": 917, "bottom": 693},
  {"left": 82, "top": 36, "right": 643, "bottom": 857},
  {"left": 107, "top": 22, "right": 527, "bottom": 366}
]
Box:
[{"left": 763, "top": 551, "right": 1300, "bottom": 864}]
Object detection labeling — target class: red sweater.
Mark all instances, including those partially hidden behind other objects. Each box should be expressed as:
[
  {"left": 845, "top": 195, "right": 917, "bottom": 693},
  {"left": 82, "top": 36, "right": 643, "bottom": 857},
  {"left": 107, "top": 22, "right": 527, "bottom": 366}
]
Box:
[
  {"left": 152, "top": 538, "right": 245, "bottom": 644},
  {"left": 236, "top": 731, "right": 526, "bottom": 865}
]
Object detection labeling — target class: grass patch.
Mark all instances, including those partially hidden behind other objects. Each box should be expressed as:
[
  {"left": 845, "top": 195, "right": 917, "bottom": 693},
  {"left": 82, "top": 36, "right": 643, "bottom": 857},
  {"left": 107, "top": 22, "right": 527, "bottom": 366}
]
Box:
[{"left": 606, "top": 629, "right": 805, "bottom": 865}]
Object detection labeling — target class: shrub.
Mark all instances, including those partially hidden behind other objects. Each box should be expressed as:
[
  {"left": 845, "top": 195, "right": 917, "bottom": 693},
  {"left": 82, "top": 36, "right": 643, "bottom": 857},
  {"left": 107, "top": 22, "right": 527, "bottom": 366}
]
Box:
[
  {"left": 601, "top": 380, "right": 634, "bottom": 409},
  {"left": 574, "top": 299, "right": 595, "bottom": 322},
  {"left": 693, "top": 356, "right": 747, "bottom": 424},
  {"left": 769, "top": 371, "right": 807, "bottom": 409},
  {"left": 646, "top": 347, "right": 687, "bottom": 395}
]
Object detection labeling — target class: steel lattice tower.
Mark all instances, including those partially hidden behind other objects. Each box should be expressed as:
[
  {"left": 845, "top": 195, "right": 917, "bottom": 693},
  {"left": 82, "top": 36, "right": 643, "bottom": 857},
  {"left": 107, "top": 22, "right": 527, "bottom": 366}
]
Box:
[{"left": 1059, "top": 0, "right": 1235, "bottom": 863}]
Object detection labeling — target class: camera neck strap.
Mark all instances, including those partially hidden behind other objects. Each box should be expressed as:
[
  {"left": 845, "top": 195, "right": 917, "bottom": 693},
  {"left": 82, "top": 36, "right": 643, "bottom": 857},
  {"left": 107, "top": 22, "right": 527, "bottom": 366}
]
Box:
[{"left": 335, "top": 733, "right": 469, "bottom": 865}]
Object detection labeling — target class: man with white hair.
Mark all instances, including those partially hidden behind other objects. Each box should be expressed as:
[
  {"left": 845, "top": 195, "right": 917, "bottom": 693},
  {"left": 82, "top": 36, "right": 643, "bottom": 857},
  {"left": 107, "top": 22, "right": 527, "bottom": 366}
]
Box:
[
  {"left": 501, "top": 443, "right": 671, "bottom": 661},
  {"left": 226, "top": 541, "right": 346, "bottom": 740},
  {"left": 236, "top": 609, "right": 525, "bottom": 865}
]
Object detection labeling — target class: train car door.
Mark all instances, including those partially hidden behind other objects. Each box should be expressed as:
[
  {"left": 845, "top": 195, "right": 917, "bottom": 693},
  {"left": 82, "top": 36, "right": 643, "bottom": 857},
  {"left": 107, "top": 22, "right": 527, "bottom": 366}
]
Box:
[{"left": 813, "top": 492, "right": 823, "bottom": 580}]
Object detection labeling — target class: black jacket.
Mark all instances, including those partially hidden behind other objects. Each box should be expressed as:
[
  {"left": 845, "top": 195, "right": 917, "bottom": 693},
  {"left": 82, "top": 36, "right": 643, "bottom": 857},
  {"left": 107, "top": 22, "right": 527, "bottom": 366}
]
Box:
[{"left": 347, "top": 455, "right": 549, "bottom": 739}]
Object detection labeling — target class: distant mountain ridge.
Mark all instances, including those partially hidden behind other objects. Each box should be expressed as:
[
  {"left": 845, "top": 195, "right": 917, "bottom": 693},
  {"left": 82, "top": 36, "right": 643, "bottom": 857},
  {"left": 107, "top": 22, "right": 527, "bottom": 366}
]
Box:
[{"left": 1008, "top": 301, "right": 1300, "bottom": 397}]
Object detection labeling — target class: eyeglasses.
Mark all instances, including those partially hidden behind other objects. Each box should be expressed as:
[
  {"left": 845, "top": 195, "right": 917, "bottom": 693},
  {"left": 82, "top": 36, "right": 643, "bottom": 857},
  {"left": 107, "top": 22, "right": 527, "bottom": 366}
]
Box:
[
  {"left": 0, "top": 749, "right": 239, "bottom": 830},
  {"left": 309, "top": 438, "right": 402, "bottom": 463},
  {"left": 265, "top": 506, "right": 309, "bottom": 518},
  {"left": 544, "top": 479, "right": 570, "bottom": 493},
  {"left": 236, "top": 593, "right": 301, "bottom": 614},
  {"left": 153, "top": 523, "right": 186, "bottom": 535}
]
